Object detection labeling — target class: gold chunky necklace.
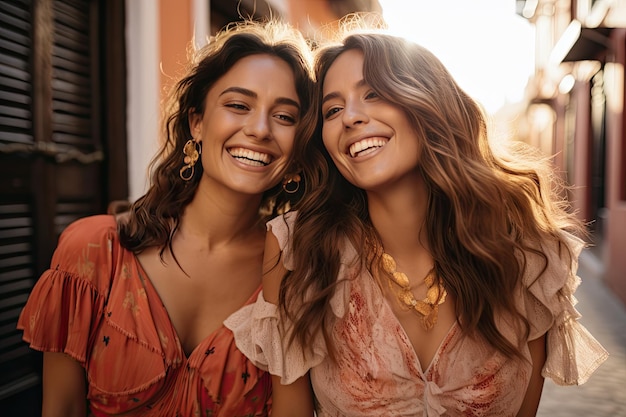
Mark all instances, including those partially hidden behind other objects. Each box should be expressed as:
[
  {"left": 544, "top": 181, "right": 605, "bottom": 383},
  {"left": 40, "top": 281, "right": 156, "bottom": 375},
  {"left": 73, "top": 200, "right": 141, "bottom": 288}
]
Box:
[{"left": 381, "top": 252, "right": 447, "bottom": 330}]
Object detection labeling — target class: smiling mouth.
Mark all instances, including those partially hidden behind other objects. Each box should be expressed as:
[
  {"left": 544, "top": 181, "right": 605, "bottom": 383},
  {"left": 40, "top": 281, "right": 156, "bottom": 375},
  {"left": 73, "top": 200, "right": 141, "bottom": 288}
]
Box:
[
  {"left": 228, "top": 147, "right": 272, "bottom": 167},
  {"left": 349, "top": 138, "right": 388, "bottom": 158}
]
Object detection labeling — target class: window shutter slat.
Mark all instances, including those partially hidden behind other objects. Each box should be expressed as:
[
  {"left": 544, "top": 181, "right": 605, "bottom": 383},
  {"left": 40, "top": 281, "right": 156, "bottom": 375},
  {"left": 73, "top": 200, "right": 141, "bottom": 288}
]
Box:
[
  {"left": 0, "top": 0, "right": 32, "bottom": 148},
  {"left": 51, "top": 0, "right": 94, "bottom": 149}
]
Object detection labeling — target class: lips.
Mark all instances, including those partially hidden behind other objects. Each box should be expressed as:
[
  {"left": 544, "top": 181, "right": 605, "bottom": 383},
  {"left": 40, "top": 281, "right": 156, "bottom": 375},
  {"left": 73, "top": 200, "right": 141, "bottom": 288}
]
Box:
[
  {"left": 227, "top": 147, "right": 272, "bottom": 166},
  {"left": 348, "top": 137, "right": 388, "bottom": 158}
]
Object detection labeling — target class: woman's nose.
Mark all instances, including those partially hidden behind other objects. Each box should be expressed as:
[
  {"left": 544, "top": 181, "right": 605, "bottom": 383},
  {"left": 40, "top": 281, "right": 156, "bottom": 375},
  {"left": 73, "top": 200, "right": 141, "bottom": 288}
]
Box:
[
  {"left": 243, "top": 111, "right": 271, "bottom": 140},
  {"left": 342, "top": 102, "right": 369, "bottom": 128}
]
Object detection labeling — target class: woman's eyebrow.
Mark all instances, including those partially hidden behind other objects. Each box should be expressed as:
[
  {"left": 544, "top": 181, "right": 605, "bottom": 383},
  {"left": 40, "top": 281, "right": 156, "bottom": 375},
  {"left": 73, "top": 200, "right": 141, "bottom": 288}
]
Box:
[
  {"left": 221, "top": 86, "right": 300, "bottom": 110},
  {"left": 322, "top": 78, "right": 367, "bottom": 106}
]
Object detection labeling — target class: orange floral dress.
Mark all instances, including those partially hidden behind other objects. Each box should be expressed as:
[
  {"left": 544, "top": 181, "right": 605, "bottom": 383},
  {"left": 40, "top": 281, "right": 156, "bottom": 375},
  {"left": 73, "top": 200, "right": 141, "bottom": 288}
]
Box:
[{"left": 18, "top": 215, "right": 271, "bottom": 416}]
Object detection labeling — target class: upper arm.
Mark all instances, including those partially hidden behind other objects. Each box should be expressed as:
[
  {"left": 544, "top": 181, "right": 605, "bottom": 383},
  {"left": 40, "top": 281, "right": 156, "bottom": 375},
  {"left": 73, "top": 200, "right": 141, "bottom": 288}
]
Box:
[
  {"left": 517, "top": 333, "right": 547, "bottom": 417},
  {"left": 262, "top": 232, "right": 315, "bottom": 416},
  {"left": 269, "top": 374, "right": 315, "bottom": 417},
  {"left": 262, "top": 230, "right": 288, "bottom": 305},
  {"left": 42, "top": 352, "right": 87, "bottom": 417}
]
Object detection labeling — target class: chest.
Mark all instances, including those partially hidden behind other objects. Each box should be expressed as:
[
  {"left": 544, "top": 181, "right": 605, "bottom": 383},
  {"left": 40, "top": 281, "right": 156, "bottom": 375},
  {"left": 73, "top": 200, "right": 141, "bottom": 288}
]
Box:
[
  {"left": 313, "top": 284, "right": 529, "bottom": 416},
  {"left": 137, "top": 246, "right": 263, "bottom": 356},
  {"left": 355, "top": 272, "right": 457, "bottom": 373},
  {"left": 386, "top": 292, "right": 458, "bottom": 371}
]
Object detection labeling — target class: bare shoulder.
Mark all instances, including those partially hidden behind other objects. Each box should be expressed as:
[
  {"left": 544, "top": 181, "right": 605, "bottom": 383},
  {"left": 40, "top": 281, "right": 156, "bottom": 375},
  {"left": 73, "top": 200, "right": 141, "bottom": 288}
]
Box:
[{"left": 262, "top": 231, "right": 288, "bottom": 304}]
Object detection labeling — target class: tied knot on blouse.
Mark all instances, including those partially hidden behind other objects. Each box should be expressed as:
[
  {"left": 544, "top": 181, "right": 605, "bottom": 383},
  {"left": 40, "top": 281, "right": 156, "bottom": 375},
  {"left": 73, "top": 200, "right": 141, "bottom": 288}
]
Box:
[{"left": 424, "top": 380, "right": 447, "bottom": 416}]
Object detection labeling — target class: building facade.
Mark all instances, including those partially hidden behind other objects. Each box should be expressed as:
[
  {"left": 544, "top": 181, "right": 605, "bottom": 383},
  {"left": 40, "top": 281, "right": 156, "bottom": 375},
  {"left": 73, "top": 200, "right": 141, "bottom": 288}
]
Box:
[{"left": 517, "top": 0, "right": 626, "bottom": 305}]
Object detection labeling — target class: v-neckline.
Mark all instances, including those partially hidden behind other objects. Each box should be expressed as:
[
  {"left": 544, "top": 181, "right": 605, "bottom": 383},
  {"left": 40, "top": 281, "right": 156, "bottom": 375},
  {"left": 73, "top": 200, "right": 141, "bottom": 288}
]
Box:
[
  {"left": 133, "top": 255, "right": 261, "bottom": 361},
  {"left": 373, "top": 273, "right": 458, "bottom": 375},
  {"left": 134, "top": 259, "right": 192, "bottom": 359}
]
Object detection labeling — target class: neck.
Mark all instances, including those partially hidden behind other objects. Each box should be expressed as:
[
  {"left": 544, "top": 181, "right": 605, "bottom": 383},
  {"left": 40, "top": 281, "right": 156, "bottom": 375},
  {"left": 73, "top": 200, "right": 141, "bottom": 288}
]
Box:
[
  {"left": 178, "top": 182, "right": 265, "bottom": 250},
  {"left": 366, "top": 176, "right": 430, "bottom": 262}
]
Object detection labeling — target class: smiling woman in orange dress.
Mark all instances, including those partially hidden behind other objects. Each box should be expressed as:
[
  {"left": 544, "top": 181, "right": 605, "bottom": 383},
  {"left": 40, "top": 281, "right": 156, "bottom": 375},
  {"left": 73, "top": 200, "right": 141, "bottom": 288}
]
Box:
[{"left": 17, "top": 19, "right": 316, "bottom": 417}]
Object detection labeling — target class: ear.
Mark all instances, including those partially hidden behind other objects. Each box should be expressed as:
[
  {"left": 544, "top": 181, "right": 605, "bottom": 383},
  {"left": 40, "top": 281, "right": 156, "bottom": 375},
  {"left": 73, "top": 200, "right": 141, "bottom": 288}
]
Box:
[{"left": 188, "top": 108, "right": 202, "bottom": 140}]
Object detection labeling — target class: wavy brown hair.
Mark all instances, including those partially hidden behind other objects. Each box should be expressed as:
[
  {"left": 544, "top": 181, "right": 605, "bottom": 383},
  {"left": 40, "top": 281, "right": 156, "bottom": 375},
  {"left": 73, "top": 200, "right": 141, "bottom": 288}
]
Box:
[
  {"left": 280, "top": 27, "right": 586, "bottom": 360},
  {"left": 118, "top": 19, "right": 316, "bottom": 255}
]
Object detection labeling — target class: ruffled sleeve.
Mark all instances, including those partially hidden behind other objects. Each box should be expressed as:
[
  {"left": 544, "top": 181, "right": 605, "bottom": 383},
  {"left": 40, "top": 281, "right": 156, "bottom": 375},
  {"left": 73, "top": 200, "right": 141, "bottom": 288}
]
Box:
[
  {"left": 519, "top": 231, "right": 608, "bottom": 385},
  {"left": 225, "top": 212, "right": 328, "bottom": 384},
  {"left": 226, "top": 211, "right": 358, "bottom": 384},
  {"left": 17, "top": 215, "right": 118, "bottom": 365},
  {"left": 225, "top": 291, "right": 328, "bottom": 385}
]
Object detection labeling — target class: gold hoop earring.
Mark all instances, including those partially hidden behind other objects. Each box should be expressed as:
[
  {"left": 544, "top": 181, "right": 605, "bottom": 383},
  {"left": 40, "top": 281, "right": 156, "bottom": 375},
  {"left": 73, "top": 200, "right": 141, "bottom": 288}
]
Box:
[
  {"left": 282, "top": 173, "right": 301, "bottom": 194},
  {"left": 179, "top": 139, "right": 201, "bottom": 181}
]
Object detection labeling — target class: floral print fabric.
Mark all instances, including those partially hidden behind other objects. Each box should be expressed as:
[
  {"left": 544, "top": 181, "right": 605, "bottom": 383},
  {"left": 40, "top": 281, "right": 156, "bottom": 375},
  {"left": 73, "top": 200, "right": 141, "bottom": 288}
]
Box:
[
  {"left": 18, "top": 215, "right": 271, "bottom": 416},
  {"left": 226, "top": 212, "right": 608, "bottom": 417}
]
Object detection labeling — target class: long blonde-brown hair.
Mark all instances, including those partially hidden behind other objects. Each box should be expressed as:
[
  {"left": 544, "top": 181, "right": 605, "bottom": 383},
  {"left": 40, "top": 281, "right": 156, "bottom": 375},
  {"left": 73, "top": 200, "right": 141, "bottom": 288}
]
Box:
[
  {"left": 118, "top": 20, "right": 316, "bottom": 255},
  {"left": 280, "top": 27, "right": 585, "bottom": 360}
]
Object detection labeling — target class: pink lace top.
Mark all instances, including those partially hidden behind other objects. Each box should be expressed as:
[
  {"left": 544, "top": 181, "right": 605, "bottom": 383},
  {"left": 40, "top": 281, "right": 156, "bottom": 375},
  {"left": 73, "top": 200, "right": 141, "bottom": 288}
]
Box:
[{"left": 225, "top": 212, "right": 608, "bottom": 416}]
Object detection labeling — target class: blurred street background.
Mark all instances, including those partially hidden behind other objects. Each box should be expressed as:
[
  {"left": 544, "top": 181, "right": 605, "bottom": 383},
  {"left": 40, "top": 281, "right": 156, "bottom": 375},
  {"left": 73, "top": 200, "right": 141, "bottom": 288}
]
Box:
[{"left": 1, "top": 1, "right": 625, "bottom": 415}]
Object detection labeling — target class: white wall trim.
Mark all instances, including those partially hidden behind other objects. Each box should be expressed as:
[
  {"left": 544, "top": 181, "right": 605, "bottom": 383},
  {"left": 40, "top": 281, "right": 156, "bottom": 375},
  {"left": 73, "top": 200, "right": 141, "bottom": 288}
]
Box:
[
  {"left": 193, "top": 0, "right": 210, "bottom": 48},
  {"left": 125, "top": 0, "right": 160, "bottom": 202}
]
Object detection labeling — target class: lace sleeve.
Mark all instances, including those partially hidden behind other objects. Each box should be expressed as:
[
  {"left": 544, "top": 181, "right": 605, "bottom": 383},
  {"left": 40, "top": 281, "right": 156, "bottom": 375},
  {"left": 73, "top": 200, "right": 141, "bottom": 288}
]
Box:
[{"left": 520, "top": 232, "right": 608, "bottom": 385}]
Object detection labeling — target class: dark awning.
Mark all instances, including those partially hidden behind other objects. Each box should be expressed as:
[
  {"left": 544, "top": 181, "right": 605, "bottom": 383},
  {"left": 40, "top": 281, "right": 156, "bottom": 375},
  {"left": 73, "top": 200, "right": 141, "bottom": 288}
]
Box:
[{"left": 551, "top": 20, "right": 612, "bottom": 63}]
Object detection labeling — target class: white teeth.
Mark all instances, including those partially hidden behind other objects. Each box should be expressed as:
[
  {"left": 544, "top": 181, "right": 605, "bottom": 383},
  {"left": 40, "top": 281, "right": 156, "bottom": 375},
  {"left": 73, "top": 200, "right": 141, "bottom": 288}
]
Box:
[
  {"left": 228, "top": 147, "right": 272, "bottom": 166},
  {"left": 349, "top": 138, "right": 387, "bottom": 157}
]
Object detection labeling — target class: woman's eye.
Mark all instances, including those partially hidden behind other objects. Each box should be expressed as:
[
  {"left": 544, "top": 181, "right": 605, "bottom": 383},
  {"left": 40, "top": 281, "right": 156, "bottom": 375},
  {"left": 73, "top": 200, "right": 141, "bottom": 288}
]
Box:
[
  {"left": 276, "top": 113, "right": 297, "bottom": 124},
  {"left": 323, "top": 107, "right": 341, "bottom": 120},
  {"left": 226, "top": 103, "right": 249, "bottom": 111},
  {"left": 365, "top": 91, "right": 379, "bottom": 100}
]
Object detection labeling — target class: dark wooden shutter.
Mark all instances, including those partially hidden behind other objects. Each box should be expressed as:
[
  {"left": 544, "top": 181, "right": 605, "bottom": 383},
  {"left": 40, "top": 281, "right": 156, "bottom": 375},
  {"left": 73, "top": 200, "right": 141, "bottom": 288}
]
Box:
[
  {"left": 0, "top": 0, "right": 127, "bottom": 413},
  {"left": 0, "top": 0, "right": 40, "bottom": 402},
  {"left": 51, "top": 0, "right": 105, "bottom": 232}
]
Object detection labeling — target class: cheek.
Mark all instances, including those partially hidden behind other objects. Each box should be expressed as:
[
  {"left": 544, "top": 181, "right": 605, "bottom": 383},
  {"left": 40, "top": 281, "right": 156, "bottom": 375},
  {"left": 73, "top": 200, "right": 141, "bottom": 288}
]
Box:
[
  {"left": 278, "top": 128, "right": 297, "bottom": 156},
  {"left": 321, "top": 125, "right": 336, "bottom": 153}
]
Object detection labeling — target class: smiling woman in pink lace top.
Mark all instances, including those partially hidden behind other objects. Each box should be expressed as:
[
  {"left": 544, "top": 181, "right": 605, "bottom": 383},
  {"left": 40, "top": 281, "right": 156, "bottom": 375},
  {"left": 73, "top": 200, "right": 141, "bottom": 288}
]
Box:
[{"left": 225, "top": 17, "right": 608, "bottom": 417}]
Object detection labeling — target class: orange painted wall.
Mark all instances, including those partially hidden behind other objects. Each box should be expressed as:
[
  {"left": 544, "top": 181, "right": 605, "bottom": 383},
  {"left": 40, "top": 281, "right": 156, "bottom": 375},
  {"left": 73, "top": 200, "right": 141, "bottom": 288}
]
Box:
[{"left": 159, "top": 0, "right": 193, "bottom": 102}]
